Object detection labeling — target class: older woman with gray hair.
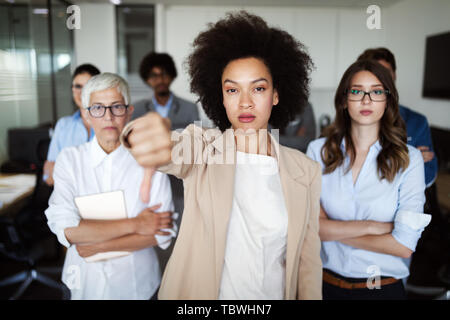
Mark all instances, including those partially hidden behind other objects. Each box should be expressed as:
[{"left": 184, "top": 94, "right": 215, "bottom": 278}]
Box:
[{"left": 45, "top": 72, "right": 176, "bottom": 300}]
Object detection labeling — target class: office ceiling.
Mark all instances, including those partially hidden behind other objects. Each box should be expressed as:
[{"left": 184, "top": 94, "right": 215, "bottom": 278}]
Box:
[{"left": 69, "top": 0, "right": 405, "bottom": 8}]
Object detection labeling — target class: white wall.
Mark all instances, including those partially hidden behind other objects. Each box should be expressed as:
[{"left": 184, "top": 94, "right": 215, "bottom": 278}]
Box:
[
  {"left": 73, "top": 1, "right": 450, "bottom": 130},
  {"left": 158, "top": 4, "right": 388, "bottom": 131},
  {"left": 74, "top": 3, "right": 117, "bottom": 74},
  {"left": 385, "top": 0, "right": 450, "bottom": 129}
]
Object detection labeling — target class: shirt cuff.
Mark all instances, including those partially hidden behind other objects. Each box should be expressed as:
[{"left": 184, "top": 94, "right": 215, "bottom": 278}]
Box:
[
  {"left": 155, "top": 212, "right": 178, "bottom": 250},
  {"left": 52, "top": 218, "right": 81, "bottom": 248},
  {"left": 119, "top": 120, "right": 135, "bottom": 149},
  {"left": 392, "top": 210, "right": 431, "bottom": 251}
]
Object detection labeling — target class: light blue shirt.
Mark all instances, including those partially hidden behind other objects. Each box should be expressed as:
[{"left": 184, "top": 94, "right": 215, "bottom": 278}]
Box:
[
  {"left": 152, "top": 94, "right": 173, "bottom": 118},
  {"left": 306, "top": 137, "right": 430, "bottom": 279},
  {"left": 47, "top": 110, "right": 95, "bottom": 162}
]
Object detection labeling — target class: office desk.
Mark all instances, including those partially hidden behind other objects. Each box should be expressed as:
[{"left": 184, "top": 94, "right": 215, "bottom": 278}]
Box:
[{"left": 0, "top": 174, "right": 36, "bottom": 217}]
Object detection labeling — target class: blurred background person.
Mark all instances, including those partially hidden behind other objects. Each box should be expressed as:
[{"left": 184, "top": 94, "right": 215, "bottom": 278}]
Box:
[
  {"left": 132, "top": 52, "right": 201, "bottom": 254},
  {"left": 43, "top": 64, "right": 101, "bottom": 186},
  {"left": 132, "top": 52, "right": 199, "bottom": 127},
  {"left": 271, "top": 102, "right": 317, "bottom": 153}
]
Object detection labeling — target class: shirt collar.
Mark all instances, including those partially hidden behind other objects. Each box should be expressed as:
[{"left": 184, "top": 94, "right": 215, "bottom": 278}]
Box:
[
  {"left": 73, "top": 110, "right": 95, "bottom": 140},
  {"left": 89, "top": 135, "right": 126, "bottom": 168},
  {"left": 73, "top": 109, "right": 81, "bottom": 119},
  {"left": 152, "top": 94, "right": 173, "bottom": 109},
  {"left": 209, "top": 127, "right": 305, "bottom": 179},
  {"left": 372, "top": 140, "right": 382, "bottom": 152},
  {"left": 340, "top": 137, "right": 382, "bottom": 153}
]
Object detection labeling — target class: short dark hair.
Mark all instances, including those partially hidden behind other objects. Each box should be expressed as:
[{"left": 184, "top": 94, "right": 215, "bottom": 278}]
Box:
[
  {"left": 357, "top": 47, "right": 397, "bottom": 72},
  {"left": 73, "top": 63, "right": 100, "bottom": 79},
  {"left": 139, "top": 52, "right": 177, "bottom": 82},
  {"left": 187, "top": 11, "right": 313, "bottom": 131}
]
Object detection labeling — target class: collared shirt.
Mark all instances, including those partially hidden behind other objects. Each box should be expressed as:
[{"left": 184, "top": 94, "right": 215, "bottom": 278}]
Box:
[
  {"left": 306, "top": 137, "right": 430, "bottom": 279},
  {"left": 47, "top": 110, "right": 95, "bottom": 162},
  {"left": 219, "top": 151, "right": 288, "bottom": 300},
  {"left": 399, "top": 105, "right": 438, "bottom": 187},
  {"left": 45, "top": 137, "right": 176, "bottom": 300},
  {"left": 152, "top": 94, "right": 173, "bottom": 118}
]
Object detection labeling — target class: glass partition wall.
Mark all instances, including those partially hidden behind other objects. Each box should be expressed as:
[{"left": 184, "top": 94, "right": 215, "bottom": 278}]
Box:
[
  {"left": 116, "top": 5, "right": 155, "bottom": 103},
  {"left": 0, "top": 0, "right": 73, "bottom": 164}
]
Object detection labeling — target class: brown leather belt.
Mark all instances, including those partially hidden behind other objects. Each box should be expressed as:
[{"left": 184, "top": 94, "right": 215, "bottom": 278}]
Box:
[{"left": 323, "top": 270, "right": 399, "bottom": 289}]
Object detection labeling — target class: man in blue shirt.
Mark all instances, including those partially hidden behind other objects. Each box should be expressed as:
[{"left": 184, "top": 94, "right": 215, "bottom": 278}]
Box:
[
  {"left": 44, "top": 64, "right": 100, "bottom": 185},
  {"left": 132, "top": 52, "right": 199, "bottom": 129},
  {"left": 357, "top": 48, "right": 438, "bottom": 187},
  {"left": 398, "top": 106, "right": 437, "bottom": 187}
]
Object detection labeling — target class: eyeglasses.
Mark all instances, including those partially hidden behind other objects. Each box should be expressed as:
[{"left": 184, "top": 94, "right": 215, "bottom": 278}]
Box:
[
  {"left": 347, "top": 89, "right": 390, "bottom": 102},
  {"left": 148, "top": 71, "right": 170, "bottom": 80},
  {"left": 72, "top": 84, "right": 83, "bottom": 90},
  {"left": 87, "top": 104, "right": 129, "bottom": 118}
]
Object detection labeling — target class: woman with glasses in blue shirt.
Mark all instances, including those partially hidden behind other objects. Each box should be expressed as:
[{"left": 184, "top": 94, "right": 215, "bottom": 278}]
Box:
[
  {"left": 306, "top": 59, "right": 431, "bottom": 300},
  {"left": 43, "top": 64, "right": 100, "bottom": 186}
]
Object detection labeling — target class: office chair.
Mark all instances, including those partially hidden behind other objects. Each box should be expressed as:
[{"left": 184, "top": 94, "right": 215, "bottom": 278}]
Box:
[
  {"left": 0, "top": 215, "right": 69, "bottom": 300},
  {"left": 0, "top": 136, "right": 69, "bottom": 300},
  {"left": 430, "top": 127, "right": 450, "bottom": 300}
]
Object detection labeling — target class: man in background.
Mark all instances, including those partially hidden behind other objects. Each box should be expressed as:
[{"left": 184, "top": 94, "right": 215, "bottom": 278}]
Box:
[
  {"left": 132, "top": 52, "right": 200, "bottom": 272},
  {"left": 275, "top": 102, "right": 316, "bottom": 153},
  {"left": 132, "top": 52, "right": 199, "bottom": 128}
]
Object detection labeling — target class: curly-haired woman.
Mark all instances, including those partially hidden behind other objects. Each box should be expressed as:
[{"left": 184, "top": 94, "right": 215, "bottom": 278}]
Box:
[
  {"left": 121, "top": 11, "right": 322, "bottom": 299},
  {"left": 306, "top": 59, "right": 431, "bottom": 300}
]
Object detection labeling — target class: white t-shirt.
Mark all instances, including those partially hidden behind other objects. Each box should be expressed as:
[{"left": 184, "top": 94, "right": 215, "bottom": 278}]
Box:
[{"left": 219, "top": 151, "right": 288, "bottom": 300}]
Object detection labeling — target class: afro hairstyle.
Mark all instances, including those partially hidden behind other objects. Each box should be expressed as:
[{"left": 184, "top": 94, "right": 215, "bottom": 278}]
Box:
[
  {"left": 139, "top": 52, "right": 178, "bottom": 82},
  {"left": 187, "top": 11, "right": 314, "bottom": 131}
]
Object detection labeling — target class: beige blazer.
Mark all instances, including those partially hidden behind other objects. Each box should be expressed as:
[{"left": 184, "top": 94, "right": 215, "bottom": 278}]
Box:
[{"left": 154, "top": 124, "right": 322, "bottom": 299}]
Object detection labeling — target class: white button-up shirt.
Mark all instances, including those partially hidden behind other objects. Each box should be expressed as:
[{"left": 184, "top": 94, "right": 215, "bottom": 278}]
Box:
[
  {"left": 307, "top": 138, "right": 430, "bottom": 279},
  {"left": 219, "top": 151, "right": 288, "bottom": 300},
  {"left": 45, "top": 137, "right": 176, "bottom": 300}
]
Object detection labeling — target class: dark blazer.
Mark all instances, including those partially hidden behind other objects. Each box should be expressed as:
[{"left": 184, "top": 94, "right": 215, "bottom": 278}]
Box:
[
  {"left": 271, "top": 102, "right": 317, "bottom": 153},
  {"left": 132, "top": 94, "right": 200, "bottom": 129}
]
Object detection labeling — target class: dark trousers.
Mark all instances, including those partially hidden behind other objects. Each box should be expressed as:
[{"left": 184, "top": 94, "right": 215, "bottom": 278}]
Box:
[{"left": 322, "top": 270, "right": 407, "bottom": 300}]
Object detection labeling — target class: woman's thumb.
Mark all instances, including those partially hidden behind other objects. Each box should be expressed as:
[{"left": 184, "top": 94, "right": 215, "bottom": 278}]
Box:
[{"left": 140, "top": 167, "right": 155, "bottom": 203}]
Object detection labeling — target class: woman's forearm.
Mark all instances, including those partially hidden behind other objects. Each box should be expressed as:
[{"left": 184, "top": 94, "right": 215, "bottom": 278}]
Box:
[
  {"left": 97, "top": 234, "right": 157, "bottom": 253},
  {"left": 319, "top": 218, "right": 374, "bottom": 241},
  {"left": 339, "top": 234, "right": 413, "bottom": 258},
  {"left": 319, "top": 205, "right": 393, "bottom": 241},
  {"left": 65, "top": 218, "right": 137, "bottom": 245},
  {"left": 76, "top": 234, "right": 158, "bottom": 257}
]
